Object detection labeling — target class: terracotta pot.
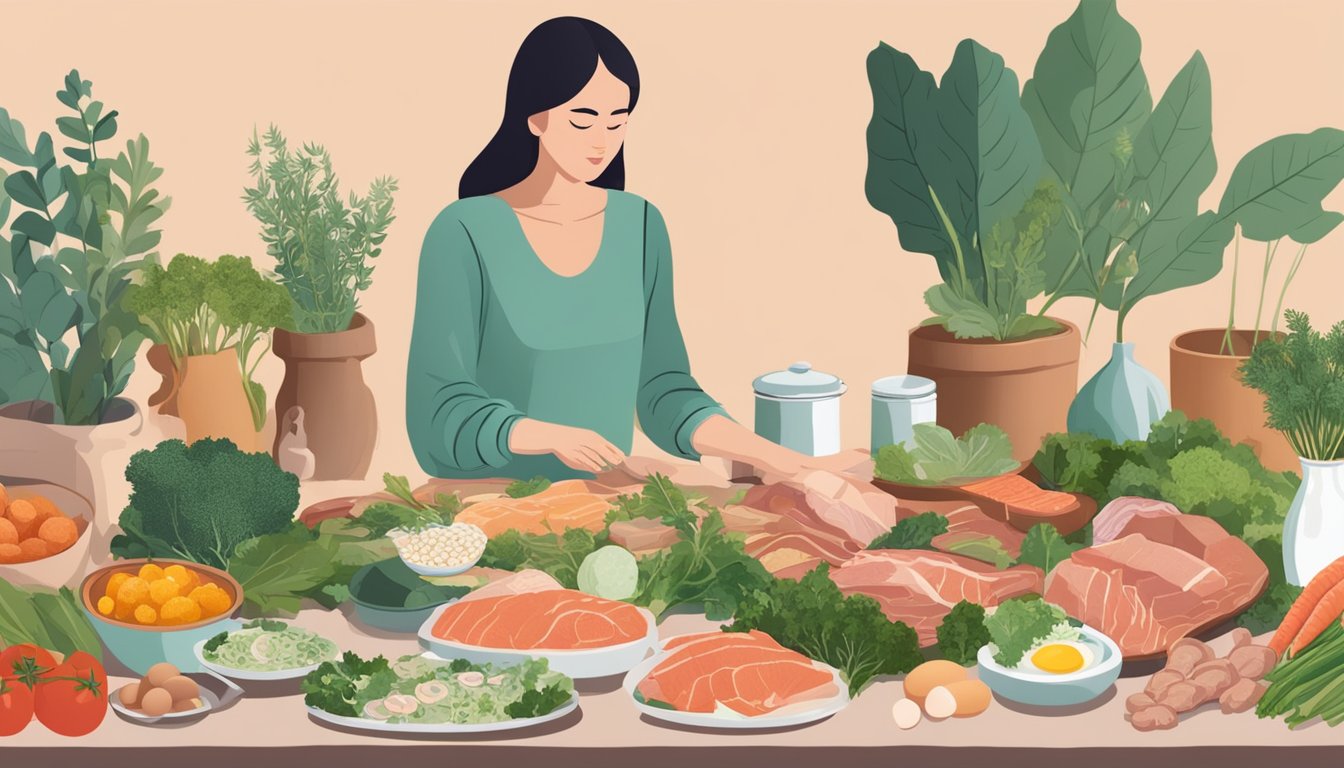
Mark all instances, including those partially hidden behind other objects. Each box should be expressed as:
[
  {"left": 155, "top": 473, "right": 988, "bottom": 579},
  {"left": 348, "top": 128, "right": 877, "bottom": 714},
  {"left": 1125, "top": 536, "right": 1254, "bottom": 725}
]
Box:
[
  {"left": 907, "top": 319, "right": 1081, "bottom": 462},
  {"left": 1170, "top": 328, "right": 1296, "bottom": 474},
  {"left": 176, "top": 348, "right": 260, "bottom": 452},
  {"left": 145, "top": 343, "right": 180, "bottom": 416},
  {"left": 0, "top": 398, "right": 141, "bottom": 562},
  {"left": 272, "top": 312, "right": 378, "bottom": 480}
]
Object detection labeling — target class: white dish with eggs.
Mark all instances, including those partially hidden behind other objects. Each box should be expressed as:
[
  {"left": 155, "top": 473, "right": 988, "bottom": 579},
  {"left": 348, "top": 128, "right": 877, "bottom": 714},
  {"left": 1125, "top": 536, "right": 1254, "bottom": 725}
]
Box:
[{"left": 976, "top": 624, "right": 1121, "bottom": 707}]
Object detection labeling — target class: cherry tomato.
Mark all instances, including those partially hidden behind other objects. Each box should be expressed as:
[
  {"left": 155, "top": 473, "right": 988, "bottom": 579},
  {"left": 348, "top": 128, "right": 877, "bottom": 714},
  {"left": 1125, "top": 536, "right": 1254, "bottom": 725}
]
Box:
[
  {"left": 0, "top": 644, "right": 56, "bottom": 688},
  {"left": 0, "top": 678, "right": 34, "bottom": 736},
  {"left": 33, "top": 651, "right": 107, "bottom": 737}
]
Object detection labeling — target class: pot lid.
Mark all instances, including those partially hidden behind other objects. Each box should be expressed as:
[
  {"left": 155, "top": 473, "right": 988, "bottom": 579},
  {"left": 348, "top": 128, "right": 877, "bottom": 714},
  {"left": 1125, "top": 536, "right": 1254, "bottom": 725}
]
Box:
[
  {"left": 753, "top": 361, "right": 846, "bottom": 399},
  {"left": 872, "top": 375, "right": 936, "bottom": 400}
]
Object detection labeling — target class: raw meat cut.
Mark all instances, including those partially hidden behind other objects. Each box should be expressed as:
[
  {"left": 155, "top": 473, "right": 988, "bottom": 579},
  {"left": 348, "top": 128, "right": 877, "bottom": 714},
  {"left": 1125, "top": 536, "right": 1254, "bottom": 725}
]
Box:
[
  {"left": 607, "top": 517, "right": 679, "bottom": 553},
  {"left": 799, "top": 550, "right": 1044, "bottom": 646},
  {"left": 454, "top": 492, "right": 611, "bottom": 537},
  {"left": 958, "top": 474, "right": 1091, "bottom": 535},
  {"left": 432, "top": 589, "right": 648, "bottom": 650},
  {"left": 722, "top": 490, "right": 865, "bottom": 576},
  {"left": 917, "top": 500, "right": 1027, "bottom": 558},
  {"left": 636, "top": 630, "right": 840, "bottom": 716},
  {"left": 1044, "top": 509, "right": 1269, "bottom": 657},
  {"left": 1093, "top": 497, "right": 1181, "bottom": 545},
  {"left": 740, "top": 474, "right": 897, "bottom": 546},
  {"left": 457, "top": 569, "right": 563, "bottom": 604}
]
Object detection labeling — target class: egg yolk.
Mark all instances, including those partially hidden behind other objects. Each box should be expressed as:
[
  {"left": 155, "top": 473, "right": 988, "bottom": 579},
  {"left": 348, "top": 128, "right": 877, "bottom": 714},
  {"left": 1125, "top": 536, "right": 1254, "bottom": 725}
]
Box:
[{"left": 1031, "top": 643, "right": 1086, "bottom": 674}]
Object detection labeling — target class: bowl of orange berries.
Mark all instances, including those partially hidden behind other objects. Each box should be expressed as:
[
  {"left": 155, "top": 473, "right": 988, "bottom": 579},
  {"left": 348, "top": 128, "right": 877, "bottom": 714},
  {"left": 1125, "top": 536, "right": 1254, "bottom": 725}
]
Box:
[
  {"left": 0, "top": 481, "right": 93, "bottom": 589},
  {"left": 81, "top": 559, "right": 244, "bottom": 675}
]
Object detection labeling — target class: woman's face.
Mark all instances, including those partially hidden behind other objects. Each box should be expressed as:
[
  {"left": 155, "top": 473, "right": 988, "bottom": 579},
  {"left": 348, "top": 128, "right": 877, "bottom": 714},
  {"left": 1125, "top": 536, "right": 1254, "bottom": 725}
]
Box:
[{"left": 528, "top": 59, "right": 631, "bottom": 184}]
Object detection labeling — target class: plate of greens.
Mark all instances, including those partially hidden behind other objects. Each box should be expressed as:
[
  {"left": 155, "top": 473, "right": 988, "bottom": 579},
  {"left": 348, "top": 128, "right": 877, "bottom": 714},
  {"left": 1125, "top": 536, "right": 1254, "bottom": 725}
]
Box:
[
  {"left": 194, "top": 619, "right": 339, "bottom": 681},
  {"left": 872, "top": 423, "right": 1025, "bottom": 496},
  {"left": 303, "top": 651, "right": 578, "bottom": 734}
]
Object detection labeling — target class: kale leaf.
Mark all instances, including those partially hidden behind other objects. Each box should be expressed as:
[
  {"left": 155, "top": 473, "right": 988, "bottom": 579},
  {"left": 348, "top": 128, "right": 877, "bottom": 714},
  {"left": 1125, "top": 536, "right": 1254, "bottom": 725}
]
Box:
[
  {"left": 937, "top": 600, "right": 990, "bottom": 666},
  {"left": 867, "top": 511, "right": 949, "bottom": 550}
]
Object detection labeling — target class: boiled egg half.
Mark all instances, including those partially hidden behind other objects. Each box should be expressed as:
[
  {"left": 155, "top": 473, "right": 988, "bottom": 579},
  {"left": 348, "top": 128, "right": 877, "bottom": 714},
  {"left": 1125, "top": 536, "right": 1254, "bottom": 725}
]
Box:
[{"left": 1023, "top": 640, "right": 1095, "bottom": 675}]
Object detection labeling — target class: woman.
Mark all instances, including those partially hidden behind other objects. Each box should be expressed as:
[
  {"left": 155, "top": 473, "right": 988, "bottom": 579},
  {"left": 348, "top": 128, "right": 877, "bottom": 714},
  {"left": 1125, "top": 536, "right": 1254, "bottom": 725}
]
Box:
[{"left": 407, "top": 17, "right": 855, "bottom": 481}]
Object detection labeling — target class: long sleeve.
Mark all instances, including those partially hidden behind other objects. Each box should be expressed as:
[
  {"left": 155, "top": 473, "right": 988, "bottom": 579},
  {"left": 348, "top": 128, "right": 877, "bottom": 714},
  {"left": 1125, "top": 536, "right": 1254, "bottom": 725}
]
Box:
[
  {"left": 636, "top": 202, "right": 730, "bottom": 459},
  {"left": 406, "top": 208, "right": 525, "bottom": 474}
]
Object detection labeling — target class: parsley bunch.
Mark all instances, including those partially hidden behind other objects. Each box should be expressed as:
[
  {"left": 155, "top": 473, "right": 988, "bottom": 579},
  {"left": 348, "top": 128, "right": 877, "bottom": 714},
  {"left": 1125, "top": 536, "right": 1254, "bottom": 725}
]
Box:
[{"left": 1241, "top": 309, "right": 1344, "bottom": 461}]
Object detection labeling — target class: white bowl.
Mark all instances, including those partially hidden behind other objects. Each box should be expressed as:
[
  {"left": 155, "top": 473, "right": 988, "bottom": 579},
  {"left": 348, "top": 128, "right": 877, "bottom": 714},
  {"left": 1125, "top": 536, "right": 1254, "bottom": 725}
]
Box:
[
  {"left": 976, "top": 624, "right": 1122, "bottom": 707},
  {"left": 417, "top": 602, "right": 657, "bottom": 679},
  {"left": 388, "top": 525, "right": 483, "bottom": 577}
]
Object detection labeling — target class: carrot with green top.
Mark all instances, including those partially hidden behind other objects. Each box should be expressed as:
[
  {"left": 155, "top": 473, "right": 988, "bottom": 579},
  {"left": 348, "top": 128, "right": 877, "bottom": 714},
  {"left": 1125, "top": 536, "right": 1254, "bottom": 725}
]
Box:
[
  {"left": 1270, "top": 556, "right": 1344, "bottom": 656},
  {"left": 1289, "top": 580, "right": 1344, "bottom": 656}
]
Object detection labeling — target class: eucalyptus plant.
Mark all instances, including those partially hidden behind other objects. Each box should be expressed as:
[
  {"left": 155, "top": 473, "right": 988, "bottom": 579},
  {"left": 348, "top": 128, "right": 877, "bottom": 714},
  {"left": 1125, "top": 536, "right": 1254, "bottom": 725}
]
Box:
[
  {"left": 0, "top": 70, "right": 170, "bottom": 425},
  {"left": 242, "top": 125, "right": 397, "bottom": 335}
]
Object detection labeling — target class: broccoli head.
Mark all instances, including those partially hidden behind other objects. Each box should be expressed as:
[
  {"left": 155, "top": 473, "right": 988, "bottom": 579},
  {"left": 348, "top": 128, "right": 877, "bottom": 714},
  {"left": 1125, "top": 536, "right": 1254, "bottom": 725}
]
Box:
[{"left": 112, "top": 438, "right": 300, "bottom": 568}]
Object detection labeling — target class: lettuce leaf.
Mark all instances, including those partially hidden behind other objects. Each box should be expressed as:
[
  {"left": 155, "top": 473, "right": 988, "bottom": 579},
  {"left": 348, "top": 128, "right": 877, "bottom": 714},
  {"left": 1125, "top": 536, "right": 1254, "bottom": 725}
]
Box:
[
  {"left": 1015, "top": 524, "right": 1082, "bottom": 576},
  {"left": 875, "top": 423, "right": 1018, "bottom": 486},
  {"left": 985, "top": 598, "right": 1069, "bottom": 667}
]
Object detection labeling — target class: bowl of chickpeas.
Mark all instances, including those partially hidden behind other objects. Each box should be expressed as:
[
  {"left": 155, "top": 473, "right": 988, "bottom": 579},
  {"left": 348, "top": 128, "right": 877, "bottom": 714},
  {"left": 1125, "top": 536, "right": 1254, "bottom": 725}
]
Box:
[{"left": 81, "top": 559, "right": 244, "bottom": 675}]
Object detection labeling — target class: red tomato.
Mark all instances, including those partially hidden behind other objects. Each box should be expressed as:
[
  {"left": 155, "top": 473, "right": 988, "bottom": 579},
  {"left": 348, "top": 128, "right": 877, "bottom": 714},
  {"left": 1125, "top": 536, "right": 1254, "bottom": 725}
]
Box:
[
  {"left": 0, "top": 644, "right": 56, "bottom": 687},
  {"left": 0, "top": 678, "right": 34, "bottom": 736},
  {"left": 33, "top": 651, "right": 107, "bottom": 737}
]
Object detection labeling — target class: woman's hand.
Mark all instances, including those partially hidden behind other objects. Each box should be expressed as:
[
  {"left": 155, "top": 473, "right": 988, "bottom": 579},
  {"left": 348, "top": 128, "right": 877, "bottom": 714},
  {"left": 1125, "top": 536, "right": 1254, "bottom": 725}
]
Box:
[
  {"left": 689, "top": 415, "right": 871, "bottom": 484},
  {"left": 508, "top": 418, "right": 626, "bottom": 473}
]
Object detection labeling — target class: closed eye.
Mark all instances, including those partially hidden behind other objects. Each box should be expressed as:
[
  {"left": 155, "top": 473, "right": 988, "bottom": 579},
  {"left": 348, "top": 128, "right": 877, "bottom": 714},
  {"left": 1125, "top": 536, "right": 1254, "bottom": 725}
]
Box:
[
  {"left": 569, "top": 120, "right": 592, "bottom": 130},
  {"left": 607, "top": 123, "right": 626, "bottom": 131}
]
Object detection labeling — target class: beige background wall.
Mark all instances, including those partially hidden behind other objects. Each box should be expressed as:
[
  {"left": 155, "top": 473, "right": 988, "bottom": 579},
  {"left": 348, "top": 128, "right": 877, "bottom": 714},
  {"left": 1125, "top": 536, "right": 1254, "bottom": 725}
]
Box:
[{"left": 6, "top": 0, "right": 1344, "bottom": 483}]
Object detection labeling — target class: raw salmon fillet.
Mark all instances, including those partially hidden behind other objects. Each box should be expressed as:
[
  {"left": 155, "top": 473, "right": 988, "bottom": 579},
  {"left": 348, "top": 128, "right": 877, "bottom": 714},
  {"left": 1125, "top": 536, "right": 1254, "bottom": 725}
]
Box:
[
  {"left": 637, "top": 631, "right": 839, "bottom": 716},
  {"left": 432, "top": 589, "right": 647, "bottom": 649},
  {"left": 454, "top": 492, "right": 611, "bottom": 537}
]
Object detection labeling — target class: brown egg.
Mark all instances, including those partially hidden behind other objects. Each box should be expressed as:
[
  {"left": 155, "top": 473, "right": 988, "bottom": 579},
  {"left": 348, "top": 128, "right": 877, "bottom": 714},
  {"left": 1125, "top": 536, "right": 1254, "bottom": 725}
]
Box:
[
  {"left": 171, "top": 697, "right": 204, "bottom": 713},
  {"left": 117, "top": 683, "right": 141, "bottom": 708},
  {"left": 139, "top": 687, "right": 174, "bottom": 717},
  {"left": 158, "top": 675, "right": 200, "bottom": 704},
  {"left": 146, "top": 662, "right": 180, "bottom": 689}
]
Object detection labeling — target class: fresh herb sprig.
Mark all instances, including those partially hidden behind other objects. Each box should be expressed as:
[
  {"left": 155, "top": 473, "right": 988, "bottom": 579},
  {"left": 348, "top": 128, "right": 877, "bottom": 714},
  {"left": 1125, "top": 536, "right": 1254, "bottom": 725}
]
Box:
[{"left": 1241, "top": 310, "right": 1344, "bottom": 461}]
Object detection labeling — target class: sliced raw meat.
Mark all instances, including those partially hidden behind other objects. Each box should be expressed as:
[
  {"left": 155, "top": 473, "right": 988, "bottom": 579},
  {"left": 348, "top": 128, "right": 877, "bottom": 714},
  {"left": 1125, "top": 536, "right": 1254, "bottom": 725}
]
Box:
[
  {"left": 432, "top": 588, "right": 648, "bottom": 650},
  {"left": 723, "top": 491, "right": 864, "bottom": 575},
  {"left": 457, "top": 569, "right": 563, "bottom": 604},
  {"left": 637, "top": 630, "right": 839, "bottom": 716},
  {"left": 1044, "top": 509, "right": 1269, "bottom": 657},
  {"left": 1093, "top": 497, "right": 1181, "bottom": 545},
  {"left": 608, "top": 517, "right": 679, "bottom": 553},
  {"left": 914, "top": 500, "right": 1027, "bottom": 558},
  {"left": 454, "top": 492, "right": 611, "bottom": 537},
  {"left": 532, "top": 479, "right": 626, "bottom": 499},
  {"left": 820, "top": 550, "right": 1044, "bottom": 646},
  {"left": 739, "top": 474, "right": 896, "bottom": 546}
]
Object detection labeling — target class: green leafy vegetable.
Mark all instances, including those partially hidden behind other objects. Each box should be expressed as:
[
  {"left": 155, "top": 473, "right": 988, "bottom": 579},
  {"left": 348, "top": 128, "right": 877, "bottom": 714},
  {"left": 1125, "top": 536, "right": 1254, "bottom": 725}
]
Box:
[
  {"left": 505, "top": 476, "right": 551, "bottom": 498},
  {"left": 1241, "top": 310, "right": 1344, "bottom": 461},
  {"left": 110, "top": 438, "right": 300, "bottom": 569},
  {"left": 1237, "top": 582, "right": 1303, "bottom": 636},
  {"left": 357, "top": 473, "right": 461, "bottom": 536},
  {"left": 874, "top": 423, "right": 1018, "bottom": 486},
  {"left": 937, "top": 601, "right": 991, "bottom": 666},
  {"left": 1016, "top": 523, "right": 1082, "bottom": 576},
  {"left": 1258, "top": 620, "right": 1344, "bottom": 727},
  {"left": 632, "top": 507, "right": 772, "bottom": 621},
  {"left": 504, "top": 684, "right": 572, "bottom": 719},
  {"left": 867, "top": 512, "right": 949, "bottom": 551},
  {"left": 347, "top": 557, "right": 469, "bottom": 609},
  {"left": 0, "top": 583, "right": 102, "bottom": 662},
  {"left": 228, "top": 523, "right": 341, "bottom": 616},
  {"left": 301, "top": 651, "right": 397, "bottom": 718},
  {"left": 943, "top": 534, "right": 1014, "bottom": 569},
  {"left": 985, "top": 598, "right": 1072, "bottom": 667},
  {"left": 479, "top": 528, "right": 608, "bottom": 589},
  {"left": 728, "top": 564, "right": 922, "bottom": 695},
  {"left": 202, "top": 631, "right": 229, "bottom": 655}
]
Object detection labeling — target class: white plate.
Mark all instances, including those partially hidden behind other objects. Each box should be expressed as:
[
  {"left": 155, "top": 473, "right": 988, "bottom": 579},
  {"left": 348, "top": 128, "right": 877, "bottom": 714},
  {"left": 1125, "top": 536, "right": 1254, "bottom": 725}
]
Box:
[
  {"left": 110, "top": 670, "right": 244, "bottom": 726},
  {"left": 621, "top": 640, "right": 850, "bottom": 730},
  {"left": 192, "top": 637, "right": 336, "bottom": 682},
  {"left": 417, "top": 601, "right": 658, "bottom": 679}
]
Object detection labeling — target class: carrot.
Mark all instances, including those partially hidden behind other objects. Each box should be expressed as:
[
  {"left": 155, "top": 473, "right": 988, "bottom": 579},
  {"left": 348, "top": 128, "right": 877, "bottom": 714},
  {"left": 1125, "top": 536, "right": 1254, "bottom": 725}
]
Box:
[
  {"left": 1289, "top": 579, "right": 1344, "bottom": 656},
  {"left": 1270, "top": 555, "right": 1344, "bottom": 656}
]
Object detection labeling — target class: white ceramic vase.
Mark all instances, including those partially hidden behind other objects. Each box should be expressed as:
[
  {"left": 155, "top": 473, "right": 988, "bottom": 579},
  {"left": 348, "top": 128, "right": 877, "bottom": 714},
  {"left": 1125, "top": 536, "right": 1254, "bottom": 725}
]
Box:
[{"left": 1284, "top": 458, "right": 1344, "bottom": 586}]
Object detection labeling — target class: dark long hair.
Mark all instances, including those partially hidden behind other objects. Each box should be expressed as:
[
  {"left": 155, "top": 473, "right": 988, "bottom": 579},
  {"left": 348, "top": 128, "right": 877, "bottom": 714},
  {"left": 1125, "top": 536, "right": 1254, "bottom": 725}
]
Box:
[{"left": 459, "top": 17, "right": 640, "bottom": 199}]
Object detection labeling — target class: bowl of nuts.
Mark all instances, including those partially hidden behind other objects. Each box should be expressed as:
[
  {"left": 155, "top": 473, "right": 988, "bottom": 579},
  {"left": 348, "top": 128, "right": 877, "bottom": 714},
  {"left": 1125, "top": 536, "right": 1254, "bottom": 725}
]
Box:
[{"left": 388, "top": 522, "right": 488, "bottom": 577}]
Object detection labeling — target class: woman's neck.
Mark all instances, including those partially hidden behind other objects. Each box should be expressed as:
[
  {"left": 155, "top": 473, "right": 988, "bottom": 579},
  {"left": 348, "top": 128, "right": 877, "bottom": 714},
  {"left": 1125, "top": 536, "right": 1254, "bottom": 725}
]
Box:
[{"left": 498, "top": 152, "right": 605, "bottom": 217}]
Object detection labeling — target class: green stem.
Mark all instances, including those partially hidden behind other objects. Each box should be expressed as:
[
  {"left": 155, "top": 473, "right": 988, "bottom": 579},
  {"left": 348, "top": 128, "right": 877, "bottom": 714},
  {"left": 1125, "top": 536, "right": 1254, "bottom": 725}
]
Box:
[
  {"left": 1222, "top": 233, "right": 1241, "bottom": 355},
  {"left": 1271, "top": 244, "right": 1308, "bottom": 335},
  {"left": 1252, "top": 238, "right": 1280, "bottom": 346},
  {"left": 928, "top": 185, "right": 972, "bottom": 298}
]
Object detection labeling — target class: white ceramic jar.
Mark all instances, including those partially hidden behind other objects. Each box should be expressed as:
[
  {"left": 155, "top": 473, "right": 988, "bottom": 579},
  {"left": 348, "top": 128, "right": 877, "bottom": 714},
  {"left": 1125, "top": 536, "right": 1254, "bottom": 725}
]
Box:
[
  {"left": 751, "top": 361, "right": 846, "bottom": 457},
  {"left": 871, "top": 375, "right": 937, "bottom": 454}
]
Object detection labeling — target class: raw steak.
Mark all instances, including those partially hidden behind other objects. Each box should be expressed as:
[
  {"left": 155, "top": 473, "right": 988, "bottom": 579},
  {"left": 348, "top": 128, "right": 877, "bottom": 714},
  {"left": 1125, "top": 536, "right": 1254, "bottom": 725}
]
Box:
[
  {"left": 1092, "top": 497, "right": 1181, "bottom": 545},
  {"left": 808, "top": 550, "right": 1045, "bottom": 646},
  {"left": 918, "top": 500, "right": 1028, "bottom": 558},
  {"left": 432, "top": 589, "right": 648, "bottom": 650},
  {"left": 741, "top": 473, "right": 897, "bottom": 545},
  {"left": 722, "top": 491, "right": 865, "bottom": 576},
  {"left": 1044, "top": 510, "right": 1269, "bottom": 657},
  {"left": 636, "top": 631, "right": 839, "bottom": 716}
]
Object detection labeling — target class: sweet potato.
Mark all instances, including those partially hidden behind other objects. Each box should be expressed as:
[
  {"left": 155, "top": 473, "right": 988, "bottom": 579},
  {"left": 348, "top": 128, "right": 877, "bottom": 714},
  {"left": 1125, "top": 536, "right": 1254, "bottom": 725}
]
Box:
[
  {"left": 1131, "top": 705, "right": 1179, "bottom": 731},
  {"left": 37, "top": 515, "right": 78, "bottom": 552},
  {"left": 1228, "top": 645, "right": 1277, "bottom": 680},
  {"left": 17, "top": 537, "right": 47, "bottom": 561},
  {"left": 0, "top": 518, "right": 17, "bottom": 547}
]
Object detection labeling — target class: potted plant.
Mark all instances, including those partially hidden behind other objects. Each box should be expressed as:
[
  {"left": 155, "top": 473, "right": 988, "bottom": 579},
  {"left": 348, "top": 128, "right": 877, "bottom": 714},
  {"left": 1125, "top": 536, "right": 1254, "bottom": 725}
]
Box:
[
  {"left": 0, "top": 70, "right": 170, "bottom": 553},
  {"left": 865, "top": 38, "right": 1081, "bottom": 461},
  {"left": 242, "top": 125, "right": 397, "bottom": 480},
  {"left": 1240, "top": 310, "right": 1344, "bottom": 586},
  {"left": 1171, "top": 129, "right": 1344, "bottom": 473},
  {"left": 128, "top": 254, "right": 291, "bottom": 452}
]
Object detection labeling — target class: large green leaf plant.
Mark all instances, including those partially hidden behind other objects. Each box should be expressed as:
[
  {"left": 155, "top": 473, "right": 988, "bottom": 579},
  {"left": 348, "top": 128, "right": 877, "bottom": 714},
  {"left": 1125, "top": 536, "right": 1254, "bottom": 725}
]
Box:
[
  {"left": 0, "top": 70, "right": 170, "bottom": 425},
  {"left": 1019, "top": 0, "right": 1342, "bottom": 344}
]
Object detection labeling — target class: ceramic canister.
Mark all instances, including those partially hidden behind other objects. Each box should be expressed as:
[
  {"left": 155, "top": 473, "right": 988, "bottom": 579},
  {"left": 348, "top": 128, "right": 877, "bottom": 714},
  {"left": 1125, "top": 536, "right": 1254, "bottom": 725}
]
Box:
[
  {"left": 752, "top": 362, "right": 846, "bottom": 457},
  {"left": 871, "top": 375, "right": 937, "bottom": 454}
]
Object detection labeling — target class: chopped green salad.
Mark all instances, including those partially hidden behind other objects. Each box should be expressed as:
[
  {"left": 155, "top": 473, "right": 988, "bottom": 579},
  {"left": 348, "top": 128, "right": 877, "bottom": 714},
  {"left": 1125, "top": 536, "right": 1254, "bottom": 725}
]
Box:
[
  {"left": 302, "top": 652, "right": 573, "bottom": 725},
  {"left": 202, "top": 619, "right": 338, "bottom": 672}
]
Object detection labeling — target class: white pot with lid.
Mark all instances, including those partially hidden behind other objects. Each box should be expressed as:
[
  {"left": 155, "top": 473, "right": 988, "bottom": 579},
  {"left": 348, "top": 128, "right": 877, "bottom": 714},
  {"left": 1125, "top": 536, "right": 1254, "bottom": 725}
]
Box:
[
  {"left": 871, "top": 375, "right": 937, "bottom": 454},
  {"left": 751, "top": 361, "right": 846, "bottom": 457}
]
